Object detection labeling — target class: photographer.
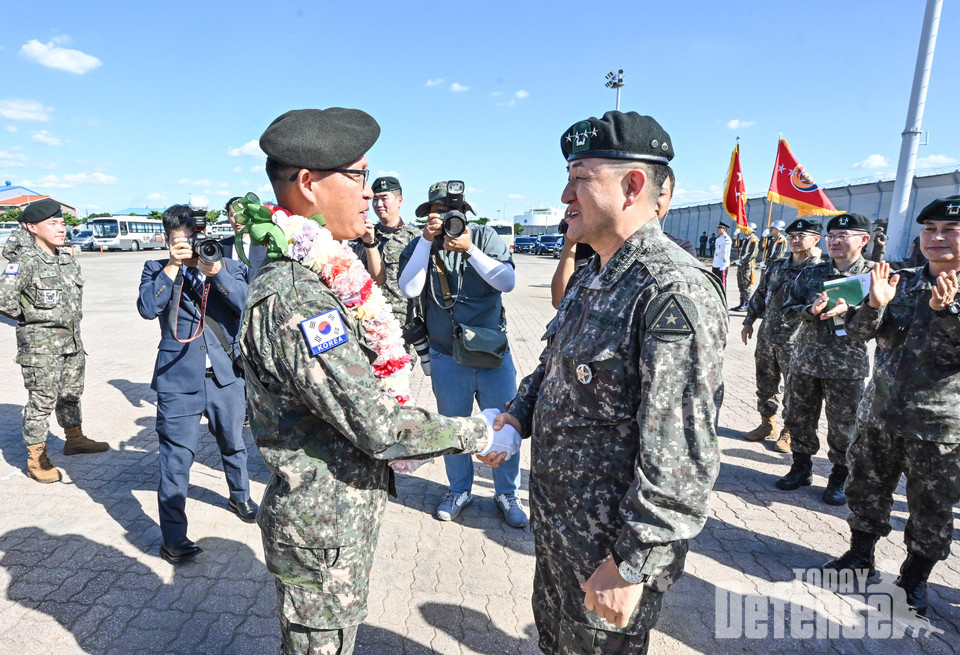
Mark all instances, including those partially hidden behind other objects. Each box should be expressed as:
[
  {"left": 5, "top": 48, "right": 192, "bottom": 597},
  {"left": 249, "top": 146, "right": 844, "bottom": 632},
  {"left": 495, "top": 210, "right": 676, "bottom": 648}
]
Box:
[
  {"left": 136, "top": 204, "right": 257, "bottom": 563},
  {"left": 398, "top": 181, "right": 527, "bottom": 528}
]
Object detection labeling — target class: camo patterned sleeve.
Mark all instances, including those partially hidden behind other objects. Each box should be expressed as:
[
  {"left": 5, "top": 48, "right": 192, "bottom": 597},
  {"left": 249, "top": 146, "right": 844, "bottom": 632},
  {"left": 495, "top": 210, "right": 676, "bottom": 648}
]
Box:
[
  {"left": 0, "top": 257, "right": 27, "bottom": 320},
  {"left": 744, "top": 262, "right": 771, "bottom": 326}
]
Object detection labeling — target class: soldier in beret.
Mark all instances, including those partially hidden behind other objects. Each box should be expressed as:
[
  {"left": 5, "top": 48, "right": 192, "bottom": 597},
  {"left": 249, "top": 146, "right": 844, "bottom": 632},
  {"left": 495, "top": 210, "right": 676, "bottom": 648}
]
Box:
[
  {"left": 240, "top": 108, "right": 516, "bottom": 654},
  {"left": 732, "top": 222, "right": 760, "bottom": 311},
  {"left": 355, "top": 176, "right": 421, "bottom": 332},
  {"left": 495, "top": 111, "right": 726, "bottom": 654},
  {"left": 776, "top": 212, "right": 875, "bottom": 505},
  {"left": 0, "top": 199, "right": 108, "bottom": 484},
  {"left": 824, "top": 195, "right": 960, "bottom": 617},
  {"left": 741, "top": 219, "right": 822, "bottom": 451}
]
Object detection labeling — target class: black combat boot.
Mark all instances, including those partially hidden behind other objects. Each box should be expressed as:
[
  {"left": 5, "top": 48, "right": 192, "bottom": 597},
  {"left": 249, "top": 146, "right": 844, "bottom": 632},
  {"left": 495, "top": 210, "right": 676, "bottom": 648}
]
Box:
[
  {"left": 775, "top": 452, "right": 812, "bottom": 490},
  {"left": 822, "top": 464, "right": 848, "bottom": 506},
  {"left": 823, "top": 530, "right": 879, "bottom": 583},
  {"left": 896, "top": 553, "right": 938, "bottom": 617}
]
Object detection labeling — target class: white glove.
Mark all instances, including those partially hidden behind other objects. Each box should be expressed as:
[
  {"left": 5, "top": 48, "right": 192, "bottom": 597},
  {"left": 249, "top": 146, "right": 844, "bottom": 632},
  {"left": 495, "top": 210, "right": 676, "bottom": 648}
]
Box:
[
  {"left": 477, "top": 423, "right": 521, "bottom": 458},
  {"left": 475, "top": 408, "right": 501, "bottom": 428},
  {"left": 390, "top": 459, "right": 428, "bottom": 474}
]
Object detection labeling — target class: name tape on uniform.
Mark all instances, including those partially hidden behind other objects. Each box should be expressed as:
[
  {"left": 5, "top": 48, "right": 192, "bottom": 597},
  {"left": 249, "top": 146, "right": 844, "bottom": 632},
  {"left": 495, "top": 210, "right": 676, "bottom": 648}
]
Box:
[{"left": 300, "top": 309, "right": 349, "bottom": 355}]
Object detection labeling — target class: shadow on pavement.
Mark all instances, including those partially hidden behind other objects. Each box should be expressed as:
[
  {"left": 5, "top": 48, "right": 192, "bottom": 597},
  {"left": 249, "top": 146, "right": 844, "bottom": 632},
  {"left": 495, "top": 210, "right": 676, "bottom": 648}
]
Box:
[
  {"left": 419, "top": 601, "right": 538, "bottom": 654},
  {"left": 0, "top": 403, "right": 26, "bottom": 473},
  {"left": 0, "top": 527, "right": 278, "bottom": 655}
]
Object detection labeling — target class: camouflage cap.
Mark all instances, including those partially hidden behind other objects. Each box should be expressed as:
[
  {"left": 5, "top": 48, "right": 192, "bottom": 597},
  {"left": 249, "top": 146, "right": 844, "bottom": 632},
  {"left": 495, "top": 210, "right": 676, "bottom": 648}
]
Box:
[
  {"left": 916, "top": 195, "right": 960, "bottom": 223},
  {"left": 414, "top": 180, "right": 476, "bottom": 218},
  {"left": 372, "top": 176, "right": 401, "bottom": 194},
  {"left": 21, "top": 198, "right": 62, "bottom": 224},
  {"left": 785, "top": 218, "right": 822, "bottom": 235},
  {"left": 826, "top": 212, "right": 870, "bottom": 233},
  {"left": 561, "top": 111, "right": 674, "bottom": 164},
  {"left": 260, "top": 107, "right": 380, "bottom": 171}
]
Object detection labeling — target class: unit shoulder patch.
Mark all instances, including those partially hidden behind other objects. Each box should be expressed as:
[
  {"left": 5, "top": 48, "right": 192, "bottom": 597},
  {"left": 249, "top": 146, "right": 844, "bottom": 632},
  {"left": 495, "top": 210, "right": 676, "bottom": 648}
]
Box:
[
  {"left": 300, "top": 308, "right": 349, "bottom": 355},
  {"left": 645, "top": 293, "right": 699, "bottom": 341}
]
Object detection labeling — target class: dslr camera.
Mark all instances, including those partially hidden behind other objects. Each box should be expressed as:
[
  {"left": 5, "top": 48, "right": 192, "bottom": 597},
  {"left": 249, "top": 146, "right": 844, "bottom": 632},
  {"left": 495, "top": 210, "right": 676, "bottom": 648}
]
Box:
[
  {"left": 186, "top": 208, "right": 223, "bottom": 263},
  {"left": 438, "top": 180, "right": 468, "bottom": 239},
  {"left": 401, "top": 316, "right": 431, "bottom": 376}
]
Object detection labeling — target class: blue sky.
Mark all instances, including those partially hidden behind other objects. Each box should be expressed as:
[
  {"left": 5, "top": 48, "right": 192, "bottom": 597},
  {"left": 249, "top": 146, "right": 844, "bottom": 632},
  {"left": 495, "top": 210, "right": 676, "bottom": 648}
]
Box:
[{"left": 2, "top": 1, "right": 958, "bottom": 219}]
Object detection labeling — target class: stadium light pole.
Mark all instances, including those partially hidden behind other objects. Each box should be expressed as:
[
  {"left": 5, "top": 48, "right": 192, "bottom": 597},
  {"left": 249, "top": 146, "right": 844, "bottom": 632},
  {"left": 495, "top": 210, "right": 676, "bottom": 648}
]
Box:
[
  {"left": 605, "top": 69, "right": 624, "bottom": 111},
  {"left": 889, "top": 0, "right": 942, "bottom": 260}
]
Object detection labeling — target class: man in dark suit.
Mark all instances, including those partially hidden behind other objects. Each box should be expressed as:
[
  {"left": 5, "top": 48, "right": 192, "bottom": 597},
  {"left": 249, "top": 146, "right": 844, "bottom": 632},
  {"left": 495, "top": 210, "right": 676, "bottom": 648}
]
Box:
[
  {"left": 137, "top": 204, "right": 258, "bottom": 563},
  {"left": 220, "top": 196, "right": 268, "bottom": 281}
]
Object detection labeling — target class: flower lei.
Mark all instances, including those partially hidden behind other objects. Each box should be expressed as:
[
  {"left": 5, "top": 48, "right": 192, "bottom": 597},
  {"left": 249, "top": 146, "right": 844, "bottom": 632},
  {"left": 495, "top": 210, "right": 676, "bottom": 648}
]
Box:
[{"left": 233, "top": 193, "right": 412, "bottom": 405}]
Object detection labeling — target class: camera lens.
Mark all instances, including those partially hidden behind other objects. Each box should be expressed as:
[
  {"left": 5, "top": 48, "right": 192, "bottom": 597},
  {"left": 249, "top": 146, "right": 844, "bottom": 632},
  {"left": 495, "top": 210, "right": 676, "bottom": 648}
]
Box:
[
  {"left": 195, "top": 238, "right": 223, "bottom": 263},
  {"left": 442, "top": 212, "right": 467, "bottom": 238}
]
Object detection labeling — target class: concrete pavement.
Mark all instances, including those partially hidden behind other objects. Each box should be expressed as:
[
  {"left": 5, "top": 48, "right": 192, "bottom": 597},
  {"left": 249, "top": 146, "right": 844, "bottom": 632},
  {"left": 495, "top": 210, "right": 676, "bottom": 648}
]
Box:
[{"left": 0, "top": 249, "right": 956, "bottom": 654}]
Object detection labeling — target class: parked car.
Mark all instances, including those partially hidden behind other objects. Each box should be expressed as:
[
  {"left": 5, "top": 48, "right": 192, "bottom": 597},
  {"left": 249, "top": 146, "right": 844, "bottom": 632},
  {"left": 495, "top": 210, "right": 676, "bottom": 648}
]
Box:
[
  {"left": 551, "top": 236, "right": 564, "bottom": 258},
  {"left": 513, "top": 236, "right": 535, "bottom": 253},
  {"left": 71, "top": 230, "right": 96, "bottom": 251},
  {"left": 536, "top": 234, "right": 562, "bottom": 255}
]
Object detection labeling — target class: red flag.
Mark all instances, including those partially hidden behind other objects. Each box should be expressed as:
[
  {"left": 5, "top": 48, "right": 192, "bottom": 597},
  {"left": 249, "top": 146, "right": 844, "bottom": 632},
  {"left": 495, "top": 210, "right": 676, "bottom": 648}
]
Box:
[
  {"left": 722, "top": 144, "right": 748, "bottom": 232},
  {"left": 767, "top": 138, "right": 841, "bottom": 217}
]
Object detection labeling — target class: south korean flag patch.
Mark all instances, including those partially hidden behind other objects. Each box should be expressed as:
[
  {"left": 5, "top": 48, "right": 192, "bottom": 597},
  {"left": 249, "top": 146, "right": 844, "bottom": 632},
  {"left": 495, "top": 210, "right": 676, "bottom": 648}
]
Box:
[
  {"left": 3, "top": 262, "right": 20, "bottom": 275},
  {"left": 300, "top": 308, "right": 349, "bottom": 355}
]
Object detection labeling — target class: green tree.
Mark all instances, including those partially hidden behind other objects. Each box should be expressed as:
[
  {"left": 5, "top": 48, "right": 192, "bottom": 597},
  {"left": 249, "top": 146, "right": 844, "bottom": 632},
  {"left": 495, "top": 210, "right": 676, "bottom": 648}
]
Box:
[
  {"left": 63, "top": 212, "right": 81, "bottom": 227},
  {"left": 3, "top": 208, "right": 23, "bottom": 221},
  {"left": 514, "top": 223, "right": 524, "bottom": 235},
  {"left": 206, "top": 209, "right": 222, "bottom": 223},
  {"left": 147, "top": 210, "right": 163, "bottom": 221},
  {"left": 472, "top": 216, "right": 490, "bottom": 225},
  {"left": 87, "top": 212, "right": 112, "bottom": 219}
]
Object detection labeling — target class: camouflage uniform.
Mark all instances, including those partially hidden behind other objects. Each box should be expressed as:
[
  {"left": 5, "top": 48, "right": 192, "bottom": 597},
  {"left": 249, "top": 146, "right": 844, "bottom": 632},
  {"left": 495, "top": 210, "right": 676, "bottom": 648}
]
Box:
[
  {"left": 843, "top": 266, "right": 960, "bottom": 561},
  {"left": 736, "top": 233, "right": 760, "bottom": 307},
  {"left": 2, "top": 227, "right": 35, "bottom": 261},
  {"left": 781, "top": 257, "right": 875, "bottom": 465},
  {"left": 505, "top": 222, "right": 726, "bottom": 654},
  {"left": 763, "top": 234, "right": 787, "bottom": 264},
  {"left": 868, "top": 232, "right": 888, "bottom": 262},
  {"left": 371, "top": 221, "right": 421, "bottom": 326},
  {"left": 0, "top": 242, "right": 85, "bottom": 445},
  {"left": 743, "top": 253, "right": 820, "bottom": 416},
  {"left": 239, "top": 256, "right": 488, "bottom": 648}
]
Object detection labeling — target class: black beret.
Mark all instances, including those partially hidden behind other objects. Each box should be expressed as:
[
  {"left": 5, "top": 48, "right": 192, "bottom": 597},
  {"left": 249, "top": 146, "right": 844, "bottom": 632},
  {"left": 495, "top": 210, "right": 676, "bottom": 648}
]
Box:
[
  {"left": 561, "top": 111, "right": 674, "bottom": 164},
  {"left": 785, "top": 218, "right": 822, "bottom": 235},
  {"left": 260, "top": 108, "right": 380, "bottom": 171},
  {"left": 916, "top": 195, "right": 960, "bottom": 223},
  {"left": 372, "top": 176, "right": 401, "bottom": 193},
  {"left": 826, "top": 213, "right": 871, "bottom": 233},
  {"left": 21, "top": 198, "right": 62, "bottom": 224}
]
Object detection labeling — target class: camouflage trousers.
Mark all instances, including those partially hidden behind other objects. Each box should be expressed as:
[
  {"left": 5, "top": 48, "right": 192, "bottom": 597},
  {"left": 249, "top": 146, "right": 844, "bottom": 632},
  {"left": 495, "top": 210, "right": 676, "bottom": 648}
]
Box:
[
  {"left": 846, "top": 424, "right": 960, "bottom": 561},
  {"left": 754, "top": 338, "right": 791, "bottom": 417},
  {"left": 783, "top": 371, "right": 863, "bottom": 466},
  {"left": 18, "top": 351, "right": 84, "bottom": 446},
  {"left": 736, "top": 263, "right": 755, "bottom": 306},
  {"left": 532, "top": 502, "right": 664, "bottom": 654},
  {"left": 278, "top": 616, "right": 357, "bottom": 655},
  {"left": 262, "top": 533, "right": 378, "bottom": 639}
]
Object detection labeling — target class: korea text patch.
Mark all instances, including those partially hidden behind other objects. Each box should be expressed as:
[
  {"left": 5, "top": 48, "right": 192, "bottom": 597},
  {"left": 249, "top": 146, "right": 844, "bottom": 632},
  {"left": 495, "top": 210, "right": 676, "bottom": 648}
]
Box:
[{"left": 300, "top": 309, "right": 349, "bottom": 355}]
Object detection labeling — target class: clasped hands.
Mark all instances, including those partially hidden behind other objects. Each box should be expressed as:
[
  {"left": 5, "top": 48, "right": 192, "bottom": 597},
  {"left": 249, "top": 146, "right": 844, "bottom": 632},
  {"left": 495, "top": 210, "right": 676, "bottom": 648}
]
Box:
[{"left": 473, "top": 409, "right": 521, "bottom": 467}]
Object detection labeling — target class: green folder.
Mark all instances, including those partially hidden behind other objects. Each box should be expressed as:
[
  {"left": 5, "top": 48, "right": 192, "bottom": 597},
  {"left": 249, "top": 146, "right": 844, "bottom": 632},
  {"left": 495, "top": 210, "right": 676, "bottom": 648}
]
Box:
[{"left": 822, "top": 273, "right": 872, "bottom": 336}]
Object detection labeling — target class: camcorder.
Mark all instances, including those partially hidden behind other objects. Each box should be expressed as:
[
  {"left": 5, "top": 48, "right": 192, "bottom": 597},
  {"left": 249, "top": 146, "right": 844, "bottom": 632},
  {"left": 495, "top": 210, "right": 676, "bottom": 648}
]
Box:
[
  {"left": 401, "top": 316, "right": 431, "bottom": 376},
  {"left": 186, "top": 208, "right": 223, "bottom": 263}
]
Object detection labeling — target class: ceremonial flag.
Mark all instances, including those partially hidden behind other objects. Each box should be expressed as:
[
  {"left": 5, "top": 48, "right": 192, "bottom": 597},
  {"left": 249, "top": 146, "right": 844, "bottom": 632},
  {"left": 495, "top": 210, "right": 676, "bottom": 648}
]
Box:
[
  {"left": 722, "top": 144, "right": 748, "bottom": 232},
  {"left": 767, "top": 138, "right": 841, "bottom": 216}
]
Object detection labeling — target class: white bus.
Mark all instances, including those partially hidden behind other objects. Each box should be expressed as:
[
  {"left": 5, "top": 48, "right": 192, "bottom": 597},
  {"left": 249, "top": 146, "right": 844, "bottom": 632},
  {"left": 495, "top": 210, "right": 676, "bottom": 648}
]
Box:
[{"left": 90, "top": 217, "right": 167, "bottom": 251}]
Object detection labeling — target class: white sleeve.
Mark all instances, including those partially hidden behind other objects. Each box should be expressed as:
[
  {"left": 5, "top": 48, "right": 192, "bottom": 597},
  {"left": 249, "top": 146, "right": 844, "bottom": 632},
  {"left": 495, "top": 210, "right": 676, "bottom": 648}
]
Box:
[
  {"left": 398, "top": 237, "right": 432, "bottom": 298},
  {"left": 465, "top": 245, "right": 516, "bottom": 293}
]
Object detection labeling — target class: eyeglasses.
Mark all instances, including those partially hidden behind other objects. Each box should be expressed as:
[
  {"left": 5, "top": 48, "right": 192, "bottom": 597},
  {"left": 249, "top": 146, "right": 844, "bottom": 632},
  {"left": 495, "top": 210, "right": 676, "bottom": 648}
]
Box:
[
  {"left": 288, "top": 169, "right": 370, "bottom": 186},
  {"left": 787, "top": 233, "right": 815, "bottom": 241},
  {"left": 825, "top": 232, "right": 864, "bottom": 241}
]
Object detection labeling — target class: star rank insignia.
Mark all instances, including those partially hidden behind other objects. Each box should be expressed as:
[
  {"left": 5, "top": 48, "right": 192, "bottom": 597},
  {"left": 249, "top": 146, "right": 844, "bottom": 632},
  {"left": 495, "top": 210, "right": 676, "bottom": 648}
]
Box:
[
  {"left": 576, "top": 363, "right": 593, "bottom": 384},
  {"left": 645, "top": 293, "right": 699, "bottom": 342}
]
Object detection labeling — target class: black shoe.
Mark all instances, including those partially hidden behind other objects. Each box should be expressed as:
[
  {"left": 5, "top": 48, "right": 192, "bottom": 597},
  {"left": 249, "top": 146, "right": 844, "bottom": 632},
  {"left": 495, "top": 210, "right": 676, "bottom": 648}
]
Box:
[
  {"left": 823, "top": 531, "right": 880, "bottom": 586},
  {"left": 822, "top": 464, "right": 848, "bottom": 506},
  {"left": 897, "top": 553, "right": 938, "bottom": 617},
  {"left": 775, "top": 453, "right": 813, "bottom": 490},
  {"left": 160, "top": 539, "right": 202, "bottom": 563},
  {"left": 228, "top": 498, "right": 259, "bottom": 523}
]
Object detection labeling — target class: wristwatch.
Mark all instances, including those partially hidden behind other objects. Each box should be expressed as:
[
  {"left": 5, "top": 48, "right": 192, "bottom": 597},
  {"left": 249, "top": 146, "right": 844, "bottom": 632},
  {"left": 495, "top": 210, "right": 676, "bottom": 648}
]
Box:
[
  {"left": 612, "top": 551, "right": 648, "bottom": 585},
  {"left": 362, "top": 239, "right": 379, "bottom": 249},
  {"left": 936, "top": 300, "right": 960, "bottom": 317}
]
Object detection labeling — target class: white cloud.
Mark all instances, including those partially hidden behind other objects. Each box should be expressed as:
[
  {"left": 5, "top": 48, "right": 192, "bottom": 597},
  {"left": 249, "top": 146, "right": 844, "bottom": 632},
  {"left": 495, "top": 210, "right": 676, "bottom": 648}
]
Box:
[
  {"left": 227, "top": 140, "right": 264, "bottom": 158},
  {"left": 514, "top": 90, "right": 529, "bottom": 99},
  {"left": 5, "top": 125, "right": 17, "bottom": 132},
  {"left": 0, "top": 98, "right": 52, "bottom": 122},
  {"left": 916, "top": 154, "right": 958, "bottom": 167},
  {"left": 425, "top": 78, "right": 444, "bottom": 87},
  {"left": 19, "top": 39, "right": 102, "bottom": 75},
  {"left": 852, "top": 154, "right": 889, "bottom": 169},
  {"left": 449, "top": 83, "right": 469, "bottom": 92},
  {"left": 212, "top": 190, "right": 231, "bottom": 197},
  {"left": 147, "top": 192, "right": 166, "bottom": 201},
  {"left": 257, "top": 183, "right": 273, "bottom": 194},
  {"left": 249, "top": 165, "right": 261, "bottom": 172},
  {"left": 0, "top": 151, "right": 29, "bottom": 167},
  {"left": 238, "top": 180, "right": 250, "bottom": 186},
  {"left": 232, "top": 166, "right": 243, "bottom": 173},
  {"left": 507, "top": 193, "right": 525, "bottom": 200},
  {"left": 22, "top": 172, "right": 118, "bottom": 188},
  {"left": 177, "top": 178, "right": 229, "bottom": 187},
  {"left": 726, "top": 119, "right": 755, "bottom": 130},
  {"left": 468, "top": 187, "right": 483, "bottom": 194},
  {"left": 490, "top": 91, "right": 503, "bottom": 97},
  {"left": 32, "top": 130, "right": 62, "bottom": 146}
]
